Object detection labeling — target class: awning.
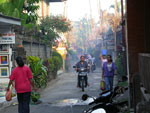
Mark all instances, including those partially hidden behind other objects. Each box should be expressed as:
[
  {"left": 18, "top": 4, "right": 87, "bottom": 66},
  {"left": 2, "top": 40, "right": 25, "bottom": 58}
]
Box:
[
  {"left": 0, "top": 14, "right": 21, "bottom": 33},
  {"left": 0, "top": 14, "right": 21, "bottom": 26}
]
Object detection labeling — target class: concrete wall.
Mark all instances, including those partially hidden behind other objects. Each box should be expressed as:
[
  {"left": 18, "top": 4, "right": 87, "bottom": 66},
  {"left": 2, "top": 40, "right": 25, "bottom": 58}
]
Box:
[
  {"left": 23, "top": 42, "right": 50, "bottom": 58},
  {"left": 15, "top": 34, "right": 51, "bottom": 59}
]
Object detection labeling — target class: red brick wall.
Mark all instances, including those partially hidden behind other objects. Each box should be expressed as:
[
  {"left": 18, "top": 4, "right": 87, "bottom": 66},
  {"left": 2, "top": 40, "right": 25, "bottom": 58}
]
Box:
[{"left": 127, "top": 0, "right": 146, "bottom": 74}]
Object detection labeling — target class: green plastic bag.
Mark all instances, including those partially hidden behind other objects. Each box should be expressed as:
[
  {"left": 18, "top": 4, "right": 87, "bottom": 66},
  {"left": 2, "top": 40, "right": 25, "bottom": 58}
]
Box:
[{"left": 100, "top": 80, "right": 105, "bottom": 90}]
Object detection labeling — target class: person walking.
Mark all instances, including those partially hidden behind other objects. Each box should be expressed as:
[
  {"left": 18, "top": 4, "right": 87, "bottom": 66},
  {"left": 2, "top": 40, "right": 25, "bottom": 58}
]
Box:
[
  {"left": 102, "top": 55, "right": 117, "bottom": 91},
  {"left": 7, "top": 56, "right": 37, "bottom": 113},
  {"left": 100, "top": 54, "right": 107, "bottom": 68}
]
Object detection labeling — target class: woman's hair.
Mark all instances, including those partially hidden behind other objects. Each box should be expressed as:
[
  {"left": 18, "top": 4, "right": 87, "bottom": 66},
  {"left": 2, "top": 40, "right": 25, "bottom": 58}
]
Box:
[
  {"left": 107, "top": 55, "right": 113, "bottom": 62},
  {"left": 15, "top": 56, "right": 24, "bottom": 67},
  {"left": 107, "top": 55, "right": 112, "bottom": 58}
]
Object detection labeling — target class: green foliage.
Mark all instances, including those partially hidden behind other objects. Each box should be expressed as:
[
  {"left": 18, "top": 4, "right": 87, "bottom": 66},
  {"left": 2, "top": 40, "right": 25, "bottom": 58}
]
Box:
[
  {"left": 75, "top": 18, "right": 92, "bottom": 53},
  {"left": 40, "top": 16, "right": 71, "bottom": 33},
  {"left": 115, "top": 54, "right": 126, "bottom": 79},
  {"left": 0, "top": 0, "right": 6, "bottom": 4},
  {"left": 40, "top": 16, "right": 71, "bottom": 46},
  {"left": 23, "top": 0, "right": 40, "bottom": 24},
  {"left": 47, "top": 58, "right": 55, "bottom": 74},
  {"left": 0, "top": 0, "right": 40, "bottom": 27},
  {"left": 31, "top": 92, "right": 40, "bottom": 102},
  {"left": 52, "top": 51, "right": 63, "bottom": 67},
  {"left": 0, "top": 0, "right": 24, "bottom": 18},
  {"left": 48, "top": 56, "right": 62, "bottom": 78},
  {"left": 27, "top": 56, "right": 47, "bottom": 88},
  {"left": 27, "top": 56, "right": 40, "bottom": 64}
]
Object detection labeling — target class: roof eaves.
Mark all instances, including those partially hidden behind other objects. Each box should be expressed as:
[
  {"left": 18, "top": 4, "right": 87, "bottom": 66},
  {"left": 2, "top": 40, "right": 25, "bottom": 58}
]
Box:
[{"left": 0, "top": 14, "right": 21, "bottom": 26}]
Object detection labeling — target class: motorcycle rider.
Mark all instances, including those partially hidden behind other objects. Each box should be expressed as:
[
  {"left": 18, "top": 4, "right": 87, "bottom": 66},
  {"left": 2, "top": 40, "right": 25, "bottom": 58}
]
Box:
[{"left": 75, "top": 56, "right": 89, "bottom": 87}]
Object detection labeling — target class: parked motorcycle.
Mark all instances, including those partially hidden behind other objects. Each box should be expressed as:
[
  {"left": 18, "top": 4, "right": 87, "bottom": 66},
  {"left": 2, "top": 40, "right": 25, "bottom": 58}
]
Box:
[
  {"left": 83, "top": 100, "right": 128, "bottom": 113},
  {"left": 82, "top": 80, "right": 128, "bottom": 113}
]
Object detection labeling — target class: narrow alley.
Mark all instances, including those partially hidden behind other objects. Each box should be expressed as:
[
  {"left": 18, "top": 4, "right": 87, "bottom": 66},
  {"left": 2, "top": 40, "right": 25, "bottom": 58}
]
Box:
[{"left": 0, "top": 69, "right": 102, "bottom": 113}]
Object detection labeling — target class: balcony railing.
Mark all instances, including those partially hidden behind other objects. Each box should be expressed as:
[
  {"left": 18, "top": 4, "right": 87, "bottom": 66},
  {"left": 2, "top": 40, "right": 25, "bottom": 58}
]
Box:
[{"left": 139, "top": 53, "right": 150, "bottom": 92}]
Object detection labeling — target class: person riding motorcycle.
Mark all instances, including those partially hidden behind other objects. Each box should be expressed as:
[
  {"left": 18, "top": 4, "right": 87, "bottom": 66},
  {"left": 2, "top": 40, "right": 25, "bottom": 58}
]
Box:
[{"left": 75, "top": 56, "right": 89, "bottom": 87}]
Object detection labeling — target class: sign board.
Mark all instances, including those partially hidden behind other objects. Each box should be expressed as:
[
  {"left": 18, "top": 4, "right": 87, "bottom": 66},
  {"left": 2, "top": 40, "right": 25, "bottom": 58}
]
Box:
[{"left": 0, "top": 33, "right": 15, "bottom": 44}]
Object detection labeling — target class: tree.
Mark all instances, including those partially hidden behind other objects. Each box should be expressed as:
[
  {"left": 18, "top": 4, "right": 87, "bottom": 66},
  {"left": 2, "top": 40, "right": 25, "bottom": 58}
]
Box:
[
  {"left": 0, "top": 0, "right": 41, "bottom": 27},
  {"left": 0, "top": 0, "right": 25, "bottom": 18},
  {"left": 40, "top": 15, "right": 71, "bottom": 46},
  {"left": 106, "top": 0, "right": 121, "bottom": 58},
  {"left": 75, "top": 18, "right": 93, "bottom": 53},
  {"left": 23, "top": 0, "right": 40, "bottom": 24}
]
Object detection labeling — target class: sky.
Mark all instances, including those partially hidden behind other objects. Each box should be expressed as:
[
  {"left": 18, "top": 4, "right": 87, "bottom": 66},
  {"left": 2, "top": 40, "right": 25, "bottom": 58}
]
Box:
[{"left": 49, "top": 0, "right": 115, "bottom": 22}]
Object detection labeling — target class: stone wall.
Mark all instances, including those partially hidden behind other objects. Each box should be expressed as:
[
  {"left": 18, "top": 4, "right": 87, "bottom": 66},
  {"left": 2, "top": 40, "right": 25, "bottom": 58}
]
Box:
[
  {"left": 23, "top": 41, "right": 51, "bottom": 59},
  {"left": 15, "top": 34, "right": 51, "bottom": 59}
]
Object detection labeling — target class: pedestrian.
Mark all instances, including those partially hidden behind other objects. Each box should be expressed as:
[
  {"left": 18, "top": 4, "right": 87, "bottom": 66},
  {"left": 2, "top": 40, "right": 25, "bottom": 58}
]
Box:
[
  {"left": 7, "top": 56, "right": 37, "bottom": 113},
  {"left": 102, "top": 55, "right": 117, "bottom": 91},
  {"left": 91, "top": 55, "right": 96, "bottom": 72},
  {"left": 100, "top": 54, "right": 107, "bottom": 68}
]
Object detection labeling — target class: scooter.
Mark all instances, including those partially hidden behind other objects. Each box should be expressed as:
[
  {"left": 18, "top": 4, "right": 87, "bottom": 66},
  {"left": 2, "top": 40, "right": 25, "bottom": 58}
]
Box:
[
  {"left": 83, "top": 100, "right": 128, "bottom": 113},
  {"left": 82, "top": 85, "right": 128, "bottom": 105},
  {"left": 82, "top": 79, "right": 128, "bottom": 113},
  {"left": 73, "top": 66, "right": 88, "bottom": 91}
]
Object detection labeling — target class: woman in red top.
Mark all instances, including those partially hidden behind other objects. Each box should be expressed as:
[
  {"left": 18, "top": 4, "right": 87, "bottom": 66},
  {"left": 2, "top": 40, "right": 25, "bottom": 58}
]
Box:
[{"left": 7, "top": 56, "right": 37, "bottom": 113}]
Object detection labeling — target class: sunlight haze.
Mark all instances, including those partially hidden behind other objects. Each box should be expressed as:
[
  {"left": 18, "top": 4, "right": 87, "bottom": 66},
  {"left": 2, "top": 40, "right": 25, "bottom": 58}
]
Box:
[{"left": 50, "top": 0, "right": 114, "bottom": 22}]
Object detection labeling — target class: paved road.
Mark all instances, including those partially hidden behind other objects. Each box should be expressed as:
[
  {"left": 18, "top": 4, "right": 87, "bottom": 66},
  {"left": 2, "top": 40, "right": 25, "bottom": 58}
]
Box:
[{"left": 0, "top": 69, "right": 102, "bottom": 113}]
